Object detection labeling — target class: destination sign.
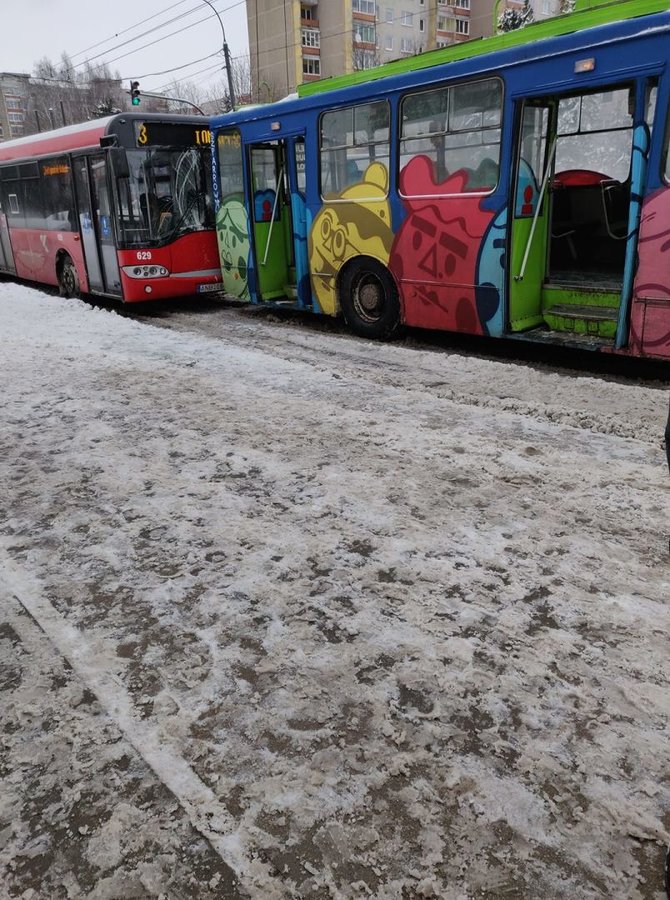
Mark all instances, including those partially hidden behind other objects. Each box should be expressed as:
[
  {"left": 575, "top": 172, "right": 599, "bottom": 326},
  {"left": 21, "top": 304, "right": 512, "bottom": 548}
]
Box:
[{"left": 134, "top": 122, "right": 212, "bottom": 149}]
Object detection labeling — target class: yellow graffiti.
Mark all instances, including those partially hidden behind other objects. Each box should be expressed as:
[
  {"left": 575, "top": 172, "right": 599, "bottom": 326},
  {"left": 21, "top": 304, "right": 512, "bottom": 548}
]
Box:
[{"left": 308, "top": 162, "right": 393, "bottom": 316}]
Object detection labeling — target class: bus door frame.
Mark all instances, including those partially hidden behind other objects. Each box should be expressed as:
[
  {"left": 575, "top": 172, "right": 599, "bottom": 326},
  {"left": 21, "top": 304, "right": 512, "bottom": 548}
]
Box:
[
  {"left": 509, "top": 76, "right": 656, "bottom": 342},
  {"left": 508, "top": 96, "right": 554, "bottom": 332},
  {"left": 616, "top": 79, "right": 654, "bottom": 348},
  {"left": 247, "top": 129, "right": 311, "bottom": 307},
  {"left": 71, "top": 151, "right": 122, "bottom": 297},
  {"left": 0, "top": 184, "right": 16, "bottom": 274}
]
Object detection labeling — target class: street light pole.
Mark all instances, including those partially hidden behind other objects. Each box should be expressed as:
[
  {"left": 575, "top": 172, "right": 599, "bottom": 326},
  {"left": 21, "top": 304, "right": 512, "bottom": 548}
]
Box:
[{"left": 200, "top": 0, "right": 236, "bottom": 110}]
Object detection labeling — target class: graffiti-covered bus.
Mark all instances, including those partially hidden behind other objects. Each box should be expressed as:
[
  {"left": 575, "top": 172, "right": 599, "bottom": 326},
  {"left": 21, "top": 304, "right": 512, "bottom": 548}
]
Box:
[{"left": 210, "top": 0, "right": 670, "bottom": 360}]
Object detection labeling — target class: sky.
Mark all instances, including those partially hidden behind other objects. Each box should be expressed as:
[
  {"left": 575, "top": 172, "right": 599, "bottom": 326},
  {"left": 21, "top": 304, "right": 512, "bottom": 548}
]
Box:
[{"left": 2, "top": 0, "right": 250, "bottom": 97}]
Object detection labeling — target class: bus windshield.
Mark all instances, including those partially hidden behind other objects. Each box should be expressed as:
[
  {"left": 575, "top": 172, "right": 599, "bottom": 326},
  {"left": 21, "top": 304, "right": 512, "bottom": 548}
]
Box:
[{"left": 115, "top": 147, "right": 213, "bottom": 247}]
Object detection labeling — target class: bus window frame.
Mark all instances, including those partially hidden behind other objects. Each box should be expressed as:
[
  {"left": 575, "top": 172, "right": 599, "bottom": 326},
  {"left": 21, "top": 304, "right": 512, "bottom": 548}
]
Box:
[
  {"left": 397, "top": 74, "right": 504, "bottom": 199},
  {"left": 318, "top": 98, "right": 391, "bottom": 202}
]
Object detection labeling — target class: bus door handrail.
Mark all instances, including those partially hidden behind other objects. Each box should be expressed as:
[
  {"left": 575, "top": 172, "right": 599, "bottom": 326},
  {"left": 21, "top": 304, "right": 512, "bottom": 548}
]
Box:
[
  {"left": 514, "top": 135, "right": 557, "bottom": 282},
  {"left": 261, "top": 166, "right": 284, "bottom": 266}
]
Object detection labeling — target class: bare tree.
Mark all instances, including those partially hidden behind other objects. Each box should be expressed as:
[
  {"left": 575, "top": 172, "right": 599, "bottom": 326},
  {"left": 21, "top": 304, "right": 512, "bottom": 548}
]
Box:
[
  {"left": 24, "top": 51, "right": 166, "bottom": 135},
  {"left": 498, "top": 0, "right": 534, "bottom": 32},
  {"left": 165, "top": 54, "right": 257, "bottom": 115}
]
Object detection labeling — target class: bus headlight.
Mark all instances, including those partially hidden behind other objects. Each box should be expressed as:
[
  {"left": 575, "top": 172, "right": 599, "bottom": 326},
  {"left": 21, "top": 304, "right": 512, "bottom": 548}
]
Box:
[{"left": 122, "top": 265, "right": 170, "bottom": 278}]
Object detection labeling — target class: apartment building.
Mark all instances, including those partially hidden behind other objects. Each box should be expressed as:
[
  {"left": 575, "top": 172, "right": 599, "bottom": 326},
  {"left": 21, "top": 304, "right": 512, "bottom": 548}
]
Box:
[
  {"left": 247, "top": 0, "right": 565, "bottom": 100},
  {"left": 0, "top": 73, "right": 30, "bottom": 143},
  {"left": 247, "top": 0, "right": 472, "bottom": 100}
]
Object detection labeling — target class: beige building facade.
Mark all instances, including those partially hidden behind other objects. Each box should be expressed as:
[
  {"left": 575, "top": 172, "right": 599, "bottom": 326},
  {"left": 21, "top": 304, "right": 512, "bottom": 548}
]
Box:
[
  {"left": 247, "top": 0, "right": 475, "bottom": 101},
  {"left": 246, "top": 0, "right": 566, "bottom": 100},
  {"left": 0, "top": 73, "right": 30, "bottom": 143}
]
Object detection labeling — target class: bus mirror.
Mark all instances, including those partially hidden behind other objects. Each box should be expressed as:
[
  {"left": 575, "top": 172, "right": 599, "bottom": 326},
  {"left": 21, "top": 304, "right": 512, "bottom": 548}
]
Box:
[{"left": 110, "top": 149, "right": 130, "bottom": 180}]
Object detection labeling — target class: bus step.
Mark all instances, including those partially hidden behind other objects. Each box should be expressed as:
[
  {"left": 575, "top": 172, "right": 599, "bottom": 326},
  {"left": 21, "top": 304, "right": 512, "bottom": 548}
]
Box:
[
  {"left": 511, "top": 328, "right": 614, "bottom": 351},
  {"left": 545, "top": 303, "right": 618, "bottom": 322},
  {"left": 283, "top": 284, "right": 298, "bottom": 300}
]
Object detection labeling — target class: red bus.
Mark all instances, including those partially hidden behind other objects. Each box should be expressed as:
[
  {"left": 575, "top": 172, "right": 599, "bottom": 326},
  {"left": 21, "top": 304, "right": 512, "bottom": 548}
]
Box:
[{"left": 0, "top": 113, "right": 221, "bottom": 302}]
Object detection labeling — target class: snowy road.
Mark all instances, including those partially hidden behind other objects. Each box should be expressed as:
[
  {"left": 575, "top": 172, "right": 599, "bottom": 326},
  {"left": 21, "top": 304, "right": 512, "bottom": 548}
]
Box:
[{"left": 1, "top": 282, "right": 669, "bottom": 899}]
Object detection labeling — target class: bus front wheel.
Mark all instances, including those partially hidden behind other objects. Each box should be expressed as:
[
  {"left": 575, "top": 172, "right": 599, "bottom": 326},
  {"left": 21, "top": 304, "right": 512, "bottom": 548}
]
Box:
[
  {"left": 340, "top": 259, "right": 400, "bottom": 340},
  {"left": 58, "top": 255, "right": 80, "bottom": 299}
]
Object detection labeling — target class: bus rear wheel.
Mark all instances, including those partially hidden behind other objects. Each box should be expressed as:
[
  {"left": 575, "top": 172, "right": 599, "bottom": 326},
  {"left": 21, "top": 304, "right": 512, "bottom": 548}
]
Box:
[
  {"left": 58, "top": 255, "right": 80, "bottom": 299},
  {"left": 340, "top": 259, "right": 400, "bottom": 340}
]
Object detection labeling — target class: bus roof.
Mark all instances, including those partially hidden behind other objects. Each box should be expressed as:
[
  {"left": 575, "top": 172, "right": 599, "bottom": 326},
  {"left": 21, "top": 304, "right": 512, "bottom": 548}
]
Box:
[
  {"left": 0, "top": 117, "right": 113, "bottom": 162},
  {"left": 0, "top": 112, "right": 211, "bottom": 163},
  {"left": 297, "top": 0, "right": 670, "bottom": 98}
]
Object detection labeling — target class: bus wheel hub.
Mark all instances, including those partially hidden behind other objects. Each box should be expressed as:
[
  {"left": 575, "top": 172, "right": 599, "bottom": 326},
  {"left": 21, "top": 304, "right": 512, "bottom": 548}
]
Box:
[{"left": 355, "top": 276, "right": 383, "bottom": 320}]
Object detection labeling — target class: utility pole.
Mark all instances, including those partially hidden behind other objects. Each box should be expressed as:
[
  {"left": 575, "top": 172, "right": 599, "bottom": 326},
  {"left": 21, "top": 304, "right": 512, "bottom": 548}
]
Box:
[{"left": 200, "top": 0, "right": 236, "bottom": 110}]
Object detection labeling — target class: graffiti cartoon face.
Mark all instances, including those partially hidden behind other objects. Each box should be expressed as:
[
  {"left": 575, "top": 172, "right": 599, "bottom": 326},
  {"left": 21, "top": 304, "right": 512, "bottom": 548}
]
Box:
[
  {"left": 308, "top": 161, "right": 393, "bottom": 316},
  {"left": 389, "top": 155, "right": 497, "bottom": 333},
  {"left": 216, "top": 195, "right": 250, "bottom": 299}
]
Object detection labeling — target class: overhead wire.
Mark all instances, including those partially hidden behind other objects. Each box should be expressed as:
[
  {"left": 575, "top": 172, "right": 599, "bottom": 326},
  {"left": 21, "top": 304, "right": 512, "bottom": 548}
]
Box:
[
  {"left": 73, "top": 0, "right": 245, "bottom": 70},
  {"left": 126, "top": 51, "right": 222, "bottom": 81},
  {"left": 69, "top": 0, "right": 195, "bottom": 60}
]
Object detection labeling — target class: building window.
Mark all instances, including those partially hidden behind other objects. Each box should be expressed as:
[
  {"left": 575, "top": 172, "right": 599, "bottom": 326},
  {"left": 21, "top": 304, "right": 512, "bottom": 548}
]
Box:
[
  {"left": 455, "top": 17, "right": 469, "bottom": 34},
  {"left": 454, "top": 0, "right": 470, "bottom": 7},
  {"left": 384, "top": 34, "right": 393, "bottom": 50},
  {"left": 352, "top": 0, "right": 376, "bottom": 13},
  {"left": 355, "top": 23, "right": 376, "bottom": 43},
  {"left": 358, "top": 50, "right": 377, "bottom": 69},
  {"left": 401, "top": 10, "right": 412, "bottom": 26},
  {"left": 438, "top": 15, "right": 454, "bottom": 30},
  {"left": 7, "top": 112, "right": 24, "bottom": 123},
  {"left": 301, "top": 6, "right": 315, "bottom": 20},
  {"left": 302, "top": 28, "right": 320, "bottom": 47},
  {"left": 385, "top": 6, "right": 393, "bottom": 22},
  {"left": 5, "top": 97, "right": 23, "bottom": 111},
  {"left": 320, "top": 100, "right": 390, "bottom": 196},
  {"left": 400, "top": 37, "right": 413, "bottom": 53},
  {"left": 303, "top": 57, "right": 321, "bottom": 75},
  {"left": 419, "top": 18, "right": 424, "bottom": 31}
]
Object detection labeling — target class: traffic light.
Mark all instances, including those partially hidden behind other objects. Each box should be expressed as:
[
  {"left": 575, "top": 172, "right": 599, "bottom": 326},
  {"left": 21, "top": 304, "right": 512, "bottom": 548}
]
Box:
[{"left": 130, "top": 81, "right": 141, "bottom": 106}]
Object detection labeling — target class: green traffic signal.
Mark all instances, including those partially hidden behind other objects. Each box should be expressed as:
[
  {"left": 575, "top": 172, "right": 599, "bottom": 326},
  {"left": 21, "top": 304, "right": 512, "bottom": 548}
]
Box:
[{"left": 130, "top": 81, "right": 141, "bottom": 106}]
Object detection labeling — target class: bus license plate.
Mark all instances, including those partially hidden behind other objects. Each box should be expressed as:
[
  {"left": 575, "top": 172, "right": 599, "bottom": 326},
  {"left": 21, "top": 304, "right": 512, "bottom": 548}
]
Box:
[{"left": 198, "top": 283, "right": 223, "bottom": 293}]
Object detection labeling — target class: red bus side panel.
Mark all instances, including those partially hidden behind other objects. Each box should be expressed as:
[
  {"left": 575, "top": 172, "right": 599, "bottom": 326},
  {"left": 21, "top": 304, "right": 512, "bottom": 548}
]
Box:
[{"left": 8, "top": 228, "right": 88, "bottom": 293}]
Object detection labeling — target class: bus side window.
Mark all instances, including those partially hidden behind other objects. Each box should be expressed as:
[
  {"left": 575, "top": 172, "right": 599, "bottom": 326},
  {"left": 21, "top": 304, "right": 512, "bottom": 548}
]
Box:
[
  {"left": 320, "top": 101, "right": 390, "bottom": 198},
  {"left": 400, "top": 77, "right": 502, "bottom": 195}
]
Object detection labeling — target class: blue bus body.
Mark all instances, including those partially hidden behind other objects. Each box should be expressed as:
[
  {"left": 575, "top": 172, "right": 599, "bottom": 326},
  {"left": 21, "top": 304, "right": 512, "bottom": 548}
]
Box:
[{"left": 210, "top": 8, "right": 670, "bottom": 360}]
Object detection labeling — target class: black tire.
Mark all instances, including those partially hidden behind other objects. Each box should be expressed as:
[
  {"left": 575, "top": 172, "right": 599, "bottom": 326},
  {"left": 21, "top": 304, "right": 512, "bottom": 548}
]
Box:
[
  {"left": 339, "top": 258, "right": 401, "bottom": 340},
  {"left": 58, "top": 255, "right": 80, "bottom": 298}
]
